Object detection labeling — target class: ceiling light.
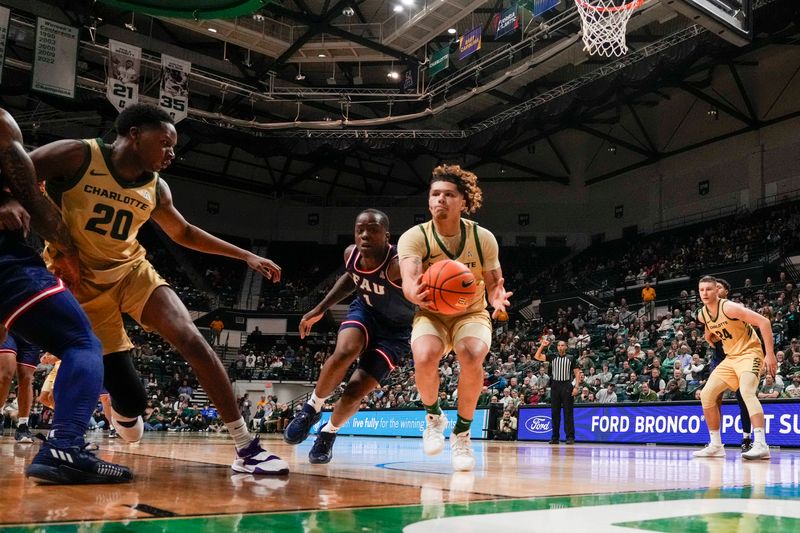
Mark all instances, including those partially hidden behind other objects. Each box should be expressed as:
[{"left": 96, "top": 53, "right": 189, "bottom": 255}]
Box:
[
  {"left": 387, "top": 71, "right": 399, "bottom": 80},
  {"left": 393, "top": 5, "right": 404, "bottom": 12},
  {"left": 447, "top": 28, "right": 457, "bottom": 35},
  {"left": 296, "top": 73, "right": 306, "bottom": 81},
  {"left": 207, "top": 27, "right": 218, "bottom": 33},
  {"left": 318, "top": 53, "right": 326, "bottom": 58},
  {"left": 401, "top": 0, "right": 414, "bottom": 5}
]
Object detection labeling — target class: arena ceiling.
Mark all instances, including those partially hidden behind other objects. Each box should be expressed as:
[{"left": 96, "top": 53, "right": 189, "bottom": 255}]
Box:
[{"left": 2, "top": 0, "right": 800, "bottom": 201}]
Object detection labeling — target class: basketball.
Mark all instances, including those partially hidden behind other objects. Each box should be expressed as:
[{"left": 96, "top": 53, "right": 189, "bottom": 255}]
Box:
[{"left": 422, "top": 259, "right": 477, "bottom": 315}]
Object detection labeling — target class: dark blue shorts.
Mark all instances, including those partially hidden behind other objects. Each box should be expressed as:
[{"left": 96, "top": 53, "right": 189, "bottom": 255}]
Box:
[
  {"left": 339, "top": 299, "right": 411, "bottom": 383},
  {"left": 0, "top": 241, "right": 65, "bottom": 329},
  {"left": 0, "top": 333, "right": 41, "bottom": 368}
]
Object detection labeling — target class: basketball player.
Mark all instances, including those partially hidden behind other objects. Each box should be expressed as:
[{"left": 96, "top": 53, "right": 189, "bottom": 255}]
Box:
[
  {"left": 398, "top": 165, "right": 511, "bottom": 471},
  {"left": 29, "top": 103, "right": 288, "bottom": 475},
  {"left": 0, "top": 333, "right": 38, "bottom": 442},
  {"left": 284, "top": 209, "right": 414, "bottom": 463},
  {"left": 694, "top": 275, "right": 776, "bottom": 460},
  {"left": 0, "top": 107, "right": 132, "bottom": 483},
  {"left": 712, "top": 278, "right": 753, "bottom": 452}
]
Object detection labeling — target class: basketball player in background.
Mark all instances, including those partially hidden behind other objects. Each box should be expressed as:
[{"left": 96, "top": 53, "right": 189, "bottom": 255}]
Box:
[
  {"left": 712, "top": 278, "right": 753, "bottom": 452},
  {"left": 30, "top": 103, "right": 288, "bottom": 475},
  {"left": 0, "top": 333, "right": 37, "bottom": 442},
  {"left": 284, "top": 209, "right": 415, "bottom": 463},
  {"left": 694, "top": 275, "right": 777, "bottom": 460},
  {"left": 0, "top": 107, "right": 132, "bottom": 483},
  {"left": 398, "top": 165, "right": 511, "bottom": 471}
]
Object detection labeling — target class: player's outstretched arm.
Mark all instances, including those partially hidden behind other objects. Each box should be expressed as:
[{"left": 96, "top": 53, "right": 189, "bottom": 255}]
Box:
[
  {"left": 724, "top": 301, "right": 777, "bottom": 375},
  {"left": 484, "top": 267, "right": 513, "bottom": 320},
  {"left": 151, "top": 178, "right": 281, "bottom": 282},
  {"left": 300, "top": 247, "right": 357, "bottom": 338}
]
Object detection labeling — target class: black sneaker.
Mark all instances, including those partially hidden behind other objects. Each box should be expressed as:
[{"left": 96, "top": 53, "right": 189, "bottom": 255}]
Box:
[
  {"left": 283, "top": 404, "right": 321, "bottom": 445},
  {"left": 565, "top": 438, "right": 575, "bottom": 445},
  {"left": 741, "top": 437, "right": 753, "bottom": 453},
  {"left": 548, "top": 438, "right": 559, "bottom": 444},
  {"left": 108, "top": 428, "right": 118, "bottom": 439},
  {"left": 309, "top": 431, "right": 337, "bottom": 464},
  {"left": 15, "top": 423, "right": 34, "bottom": 443},
  {"left": 25, "top": 439, "right": 134, "bottom": 484}
]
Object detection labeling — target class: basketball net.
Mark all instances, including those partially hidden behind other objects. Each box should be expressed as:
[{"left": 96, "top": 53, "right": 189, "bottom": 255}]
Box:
[{"left": 575, "top": 0, "right": 644, "bottom": 57}]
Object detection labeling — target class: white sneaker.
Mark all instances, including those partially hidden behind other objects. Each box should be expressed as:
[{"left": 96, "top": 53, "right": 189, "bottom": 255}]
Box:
[
  {"left": 450, "top": 431, "right": 475, "bottom": 472},
  {"left": 422, "top": 413, "right": 448, "bottom": 456},
  {"left": 693, "top": 443, "right": 725, "bottom": 458},
  {"left": 231, "top": 437, "right": 290, "bottom": 475},
  {"left": 742, "top": 441, "right": 770, "bottom": 460}
]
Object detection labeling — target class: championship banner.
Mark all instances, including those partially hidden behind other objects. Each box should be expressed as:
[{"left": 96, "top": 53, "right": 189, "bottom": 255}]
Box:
[
  {"left": 458, "top": 26, "right": 482, "bottom": 61},
  {"left": 518, "top": 400, "right": 800, "bottom": 447},
  {"left": 159, "top": 54, "right": 190, "bottom": 123},
  {"left": 107, "top": 40, "right": 141, "bottom": 113},
  {"left": 494, "top": 5, "right": 520, "bottom": 38},
  {"left": 0, "top": 7, "right": 10, "bottom": 85},
  {"left": 428, "top": 47, "right": 449, "bottom": 79},
  {"left": 521, "top": 0, "right": 561, "bottom": 17},
  {"left": 32, "top": 17, "right": 78, "bottom": 99},
  {"left": 400, "top": 65, "right": 416, "bottom": 94}
]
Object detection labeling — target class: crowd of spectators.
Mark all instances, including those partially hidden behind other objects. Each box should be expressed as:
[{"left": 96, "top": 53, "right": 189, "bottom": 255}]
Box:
[{"left": 513, "top": 200, "right": 800, "bottom": 301}]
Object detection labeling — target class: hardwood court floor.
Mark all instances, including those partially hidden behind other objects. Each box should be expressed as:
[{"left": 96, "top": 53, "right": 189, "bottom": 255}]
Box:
[{"left": 1, "top": 431, "right": 799, "bottom": 531}]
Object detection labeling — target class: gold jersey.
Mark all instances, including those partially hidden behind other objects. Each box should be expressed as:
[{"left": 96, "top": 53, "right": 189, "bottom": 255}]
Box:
[
  {"left": 700, "top": 299, "right": 764, "bottom": 357},
  {"left": 44, "top": 138, "right": 159, "bottom": 285},
  {"left": 399, "top": 218, "right": 500, "bottom": 315}
]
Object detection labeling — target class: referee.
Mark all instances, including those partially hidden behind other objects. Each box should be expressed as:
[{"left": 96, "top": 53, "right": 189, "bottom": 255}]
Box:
[{"left": 534, "top": 338, "right": 580, "bottom": 444}]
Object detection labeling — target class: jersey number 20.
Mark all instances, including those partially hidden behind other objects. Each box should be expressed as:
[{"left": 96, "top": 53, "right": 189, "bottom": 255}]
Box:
[{"left": 85, "top": 203, "right": 134, "bottom": 241}]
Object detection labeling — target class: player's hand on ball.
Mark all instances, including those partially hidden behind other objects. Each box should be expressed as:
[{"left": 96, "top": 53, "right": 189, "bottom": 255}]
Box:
[
  {"left": 409, "top": 274, "right": 434, "bottom": 310},
  {"left": 247, "top": 254, "right": 281, "bottom": 282},
  {"left": 540, "top": 337, "right": 551, "bottom": 347}
]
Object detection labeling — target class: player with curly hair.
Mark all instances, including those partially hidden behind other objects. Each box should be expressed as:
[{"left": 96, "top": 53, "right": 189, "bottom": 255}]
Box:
[{"left": 397, "top": 164, "right": 511, "bottom": 471}]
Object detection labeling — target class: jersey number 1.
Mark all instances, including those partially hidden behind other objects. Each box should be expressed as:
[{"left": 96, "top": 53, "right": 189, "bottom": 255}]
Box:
[{"left": 85, "top": 203, "right": 134, "bottom": 240}]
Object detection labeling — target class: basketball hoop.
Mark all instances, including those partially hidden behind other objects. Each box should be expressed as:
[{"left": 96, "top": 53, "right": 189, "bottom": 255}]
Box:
[{"left": 575, "top": 0, "right": 644, "bottom": 58}]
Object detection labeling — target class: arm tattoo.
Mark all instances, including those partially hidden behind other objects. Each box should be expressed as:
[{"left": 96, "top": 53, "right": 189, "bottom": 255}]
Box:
[{"left": 0, "top": 142, "right": 76, "bottom": 254}]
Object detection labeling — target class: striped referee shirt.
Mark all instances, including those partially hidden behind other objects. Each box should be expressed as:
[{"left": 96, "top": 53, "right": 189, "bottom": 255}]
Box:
[{"left": 545, "top": 351, "right": 578, "bottom": 382}]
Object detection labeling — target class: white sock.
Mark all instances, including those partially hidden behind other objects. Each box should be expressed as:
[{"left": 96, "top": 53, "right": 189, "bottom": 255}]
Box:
[
  {"left": 225, "top": 417, "right": 254, "bottom": 450},
  {"left": 743, "top": 431, "right": 751, "bottom": 439},
  {"left": 321, "top": 422, "right": 340, "bottom": 434},
  {"left": 308, "top": 391, "right": 328, "bottom": 413},
  {"left": 753, "top": 427, "right": 766, "bottom": 445},
  {"left": 18, "top": 417, "right": 29, "bottom": 426},
  {"left": 709, "top": 430, "right": 722, "bottom": 446}
]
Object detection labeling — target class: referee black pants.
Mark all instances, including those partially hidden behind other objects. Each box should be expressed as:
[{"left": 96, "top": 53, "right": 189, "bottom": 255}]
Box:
[{"left": 550, "top": 381, "right": 574, "bottom": 440}]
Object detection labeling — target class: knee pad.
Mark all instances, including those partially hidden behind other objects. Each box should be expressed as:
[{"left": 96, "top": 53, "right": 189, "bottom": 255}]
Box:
[
  {"left": 103, "top": 351, "right": 148, "bottom": 418},
  {"left": 738, "top": 373, "right": 764, "bottom": 417}
]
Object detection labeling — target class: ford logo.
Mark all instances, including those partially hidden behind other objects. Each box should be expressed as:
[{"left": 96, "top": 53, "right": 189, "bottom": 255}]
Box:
[{"left": 525, "top": 415, "right": 552, "bottom": 433}]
